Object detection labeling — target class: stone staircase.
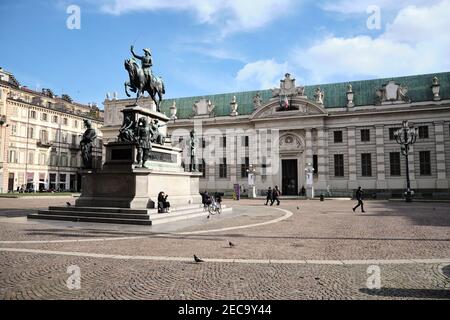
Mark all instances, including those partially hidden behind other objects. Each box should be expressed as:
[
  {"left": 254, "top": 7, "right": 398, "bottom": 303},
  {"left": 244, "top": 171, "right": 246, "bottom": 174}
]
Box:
[{"left": 27, "top": 204, "right": 231, "bottom": 226}]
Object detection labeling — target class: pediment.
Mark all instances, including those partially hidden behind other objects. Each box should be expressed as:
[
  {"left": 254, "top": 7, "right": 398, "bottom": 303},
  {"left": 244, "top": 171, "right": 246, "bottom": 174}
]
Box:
[{"left": 250, "top": 97, "right": 328, "bottom": 120}]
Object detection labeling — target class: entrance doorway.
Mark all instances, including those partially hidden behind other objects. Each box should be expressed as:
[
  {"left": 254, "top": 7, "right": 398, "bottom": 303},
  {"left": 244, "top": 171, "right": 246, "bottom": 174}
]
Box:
[
  {"left": 8, "top": 173, "right": 14, "bottom": 192},
  {"left": 282, "top": 159, "right": 298, "bottom": 195}
]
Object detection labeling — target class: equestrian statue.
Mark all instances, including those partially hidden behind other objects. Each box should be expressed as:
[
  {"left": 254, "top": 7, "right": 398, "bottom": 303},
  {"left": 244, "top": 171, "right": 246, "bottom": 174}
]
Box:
[{"left": 124, "top": 45, "right": 165, "bottom": 112}]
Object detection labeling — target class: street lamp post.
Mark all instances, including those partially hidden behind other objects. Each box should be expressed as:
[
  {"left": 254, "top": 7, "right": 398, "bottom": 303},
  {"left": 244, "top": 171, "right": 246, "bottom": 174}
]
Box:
[
  {"left": 246, "top": 164, "right": 257, "bottom": 198},
  {"left": 394, "top": 120, "right": 418, "bottom": 202}
]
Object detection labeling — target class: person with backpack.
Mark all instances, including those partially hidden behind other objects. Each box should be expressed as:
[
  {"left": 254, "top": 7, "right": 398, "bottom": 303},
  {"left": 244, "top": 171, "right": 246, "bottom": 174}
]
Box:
[{"left": 352, "top": 186, "right": 365, "bottom": 213}]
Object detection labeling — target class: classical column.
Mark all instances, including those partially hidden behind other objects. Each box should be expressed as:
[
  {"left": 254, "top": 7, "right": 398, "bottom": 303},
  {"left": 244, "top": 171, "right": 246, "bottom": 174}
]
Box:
[
  {"left": 228, "top": 133, "right": 237, "bottom": 184},
  {"left": 347, "top": 126, "right": 358, "bottom": 189},
  {"left": 317, "top": 127, "right": 328, "bottom": 189},
  {"left": 375, "top": 125, "right": 387, "bottom": 189},
  {"left": 207, "top": 136, "right": 215, "bottom": 184},
  {"left": 305, "top": 129, "right": 313, "bottom": 165},
  {"left": 435, "top": 122, "right": 448, "bottom": 188}
]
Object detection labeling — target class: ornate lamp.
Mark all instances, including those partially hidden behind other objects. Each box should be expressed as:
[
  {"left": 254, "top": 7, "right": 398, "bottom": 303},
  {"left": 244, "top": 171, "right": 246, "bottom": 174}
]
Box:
[{"left": 394, "top": 120, "right": 418, "bottom": 202}]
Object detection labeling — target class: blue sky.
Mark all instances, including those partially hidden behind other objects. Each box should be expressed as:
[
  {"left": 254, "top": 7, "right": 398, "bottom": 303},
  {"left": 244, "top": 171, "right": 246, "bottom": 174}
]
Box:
[{"left": 0, "top": 0, "right": 449, "bottom": 109}]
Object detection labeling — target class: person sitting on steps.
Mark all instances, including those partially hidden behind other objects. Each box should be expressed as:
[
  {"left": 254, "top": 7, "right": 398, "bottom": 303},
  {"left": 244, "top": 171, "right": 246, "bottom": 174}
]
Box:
[{"left": 158, "top": 191, "right": 170, "bottom": 213}]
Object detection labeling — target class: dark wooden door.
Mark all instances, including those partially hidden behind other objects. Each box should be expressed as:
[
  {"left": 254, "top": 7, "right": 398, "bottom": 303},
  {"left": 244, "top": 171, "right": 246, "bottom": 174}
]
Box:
[
  {"left": 8, "top": 173, "right": 14, "bottom": 192},
  {"left": 282, "top": 159, "right": 298, "bottom": 195}
]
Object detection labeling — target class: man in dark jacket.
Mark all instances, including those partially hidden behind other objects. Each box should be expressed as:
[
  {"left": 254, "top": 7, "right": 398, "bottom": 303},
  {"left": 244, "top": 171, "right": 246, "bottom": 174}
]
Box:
[
  {"left": 353, "top": 187, "right": 365, "bottom": 213},
  {"left": 265, "top": 187, "right": 273, "bottom": 205},
  {"left": 271, "top": 186, "right": 281, "bottom": 206}
]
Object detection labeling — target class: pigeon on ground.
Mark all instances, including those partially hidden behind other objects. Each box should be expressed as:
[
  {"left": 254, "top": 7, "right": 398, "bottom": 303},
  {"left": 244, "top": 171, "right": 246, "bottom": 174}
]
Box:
[
  {"left": 207, "top": 215, "right": 210, "bottom": 219},
  {"left": 66, "top": 202, "right": 71, "bottom": 206},
  {"left": 229, "top": 241, "right": 236, "bottom": 248},
  {"left": 194, "top": 255, "right": 204, "bottom": 263}
]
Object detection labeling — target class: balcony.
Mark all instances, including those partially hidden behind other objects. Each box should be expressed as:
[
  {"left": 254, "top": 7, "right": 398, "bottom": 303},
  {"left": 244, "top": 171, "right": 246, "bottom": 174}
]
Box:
[{"left": 37, "top": 139, "right": 52, "bottom": 148}]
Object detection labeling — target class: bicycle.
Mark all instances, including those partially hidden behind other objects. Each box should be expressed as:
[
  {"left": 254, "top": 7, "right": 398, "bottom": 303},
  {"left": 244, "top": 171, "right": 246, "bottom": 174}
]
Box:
[{"left": 207, "top": 196, "right": 222, "bottom": 216}]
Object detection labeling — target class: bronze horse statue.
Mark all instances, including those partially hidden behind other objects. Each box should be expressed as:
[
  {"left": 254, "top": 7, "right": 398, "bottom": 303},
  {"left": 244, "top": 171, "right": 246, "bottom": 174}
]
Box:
[{"left": 124, "top": 58, "right": 165, "bottom": 112}]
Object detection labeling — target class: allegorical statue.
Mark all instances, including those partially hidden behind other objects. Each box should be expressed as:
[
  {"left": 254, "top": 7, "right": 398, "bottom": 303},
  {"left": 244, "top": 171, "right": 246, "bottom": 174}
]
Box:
[
  {"left": 150, "top": 119, "right": 167, "bottom": 145},
  {"left": 80, "top": 119, "right": 97, "bottom": 169},
  {"left": 124, "top": 45, "right": 166, "bottom": 112},
  {"left": 135, "top": 117, "right": 153, "bottom": 168},
  {"left": 118, "top": 113, "right": 137, "bottom": 143},
  {"left": 189, "top": 130, "right": 197, "bottom": 172}
]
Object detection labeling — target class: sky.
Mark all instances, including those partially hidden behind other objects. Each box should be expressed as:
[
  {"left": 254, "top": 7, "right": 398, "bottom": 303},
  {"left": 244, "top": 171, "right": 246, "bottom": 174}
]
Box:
[{"left": 0, "top": 0, "right": 449, "bottom": 109}]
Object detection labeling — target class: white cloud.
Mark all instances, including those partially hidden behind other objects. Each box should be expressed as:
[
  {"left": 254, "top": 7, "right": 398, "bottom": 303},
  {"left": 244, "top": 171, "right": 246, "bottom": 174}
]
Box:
[
  {"left": 99, "top": 0, "right": 297, "bottom": 36},
  {"left": 320, "top": 0, "right": 441, "bottom": 14},
  {"left": 291, "top": 0, "right": 450, "bottom": 82},
  {"left": 235, "top": 59, "right": 290, "bottom": 90}
]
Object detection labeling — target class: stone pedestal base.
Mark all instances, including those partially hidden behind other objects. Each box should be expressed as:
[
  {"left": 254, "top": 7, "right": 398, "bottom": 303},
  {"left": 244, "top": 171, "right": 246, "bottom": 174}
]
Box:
[
  {"left": 248, "top": 186, "right": 257, "bottom": 198},
  {"left": 76, "top": 168, "right": 202, "bottom": 209},
  {"left": 306, "top": 186, "right": 314, "bottom": 199}
]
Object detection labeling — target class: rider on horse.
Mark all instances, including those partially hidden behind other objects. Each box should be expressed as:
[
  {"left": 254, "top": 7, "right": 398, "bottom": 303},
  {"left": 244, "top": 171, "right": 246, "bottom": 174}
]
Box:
[{"left": 131, "top": 45, "right": 154, "bottom": 86}]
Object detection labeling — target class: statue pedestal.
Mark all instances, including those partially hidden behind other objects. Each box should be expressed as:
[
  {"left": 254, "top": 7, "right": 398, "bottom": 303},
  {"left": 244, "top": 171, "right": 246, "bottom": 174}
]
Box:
[
  {"left": 306, "top": 186, "right": 314, "bottom": 199},
  {"left": 75, "top": 106, "right": 202, "bottom": 209},
  {"left": 248, "top": 186, "right": 257, "bottom": 198}
]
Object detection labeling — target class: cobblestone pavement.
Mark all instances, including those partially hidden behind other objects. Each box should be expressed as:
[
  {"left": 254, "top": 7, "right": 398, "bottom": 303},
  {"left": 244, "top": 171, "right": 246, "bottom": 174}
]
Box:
[{"left": 0, "top": 198, "right": 449, "bottom": 299}]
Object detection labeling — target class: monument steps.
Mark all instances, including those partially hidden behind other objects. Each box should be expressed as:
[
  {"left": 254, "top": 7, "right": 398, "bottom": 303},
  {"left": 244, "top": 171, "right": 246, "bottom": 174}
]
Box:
[
  {"left": 27, "top": 213, "right": 152, "bottom": 225},
  {"left": 27, "top": 204, "right": 230, "bottom": 226}
]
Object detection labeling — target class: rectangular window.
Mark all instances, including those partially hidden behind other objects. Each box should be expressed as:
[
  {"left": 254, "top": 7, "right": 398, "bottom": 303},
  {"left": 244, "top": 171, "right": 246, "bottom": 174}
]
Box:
[
  {"left": 389, "top": 152, "right": 401, "bottom": 176},
  {"left": 389, "top": 127, "right": 400, "bottom": 140},
  {"left": 11, "top": 124, "right": 17, "bottom": 135},
  {"left": 198, "top": 159, "right": 206, "bottom": 178},
  {"left": 27, "top": 127, "right": 34, "bottom": 139},
  {"left": 334, "top": 130, "right": 343, "bottom": 143},
  {"left": 361, "top": 129, "right": 370, "bottom": 142},
  {"left": 41, "top": 113, "right": 48, "bottom": 121},
  {"left": 334, "top": 154, "right": 344, "bottom": 177},
  {"left": 52, "top": 115, "right": 58, "bottom": 123},
  {"left": 219, "top": 158, "right": 227, "bottom": 178},
  {"left": 74, "top": 120, "right": 78, "bottom": 128},
  {"left": 419, "top": 151, "right": 431, "bottom": 175},
  {"left": 8, "top": 150, "right": 17, "bottom": 163},
  {"left": 28, "top": 152, "right": 34, "bottom": 165},
  {"left": 29, "top": 110, "right": 37, "bottom": 119},
  {"left": 361, "top": 153, "right": 372, "bottom": 177},
  {"left": 63, "top": 118, "right": 68, "bottom": 126},
  {"left": 60, "top": 153, "right": 68, "bottom": 167},
  {"left": 201, "top": 137, "right": 206, "bottom": 149},
  {"left": 241, "top": 157, "right": 249, "bottom": 178},
  {"left": 49, "top": 173, "right": 56, "bottom": 190},
  {"left": 313, "top": 154, "right": 318, "bottom": 176},
  {"left": 418, "top": 126, "right": 429, "bottom": 139},
  {"left": 221, "top": 136, "right": 227, "bottom": 148},
  {"left": 244, "top": 136, "right": 249, "bottom": 147}
]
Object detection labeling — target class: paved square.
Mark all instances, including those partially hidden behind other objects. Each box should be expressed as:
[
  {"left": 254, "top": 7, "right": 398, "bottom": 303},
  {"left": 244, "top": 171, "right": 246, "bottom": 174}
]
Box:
[{"left": 0, "top": 197, "right": 449, "bottom": 299}]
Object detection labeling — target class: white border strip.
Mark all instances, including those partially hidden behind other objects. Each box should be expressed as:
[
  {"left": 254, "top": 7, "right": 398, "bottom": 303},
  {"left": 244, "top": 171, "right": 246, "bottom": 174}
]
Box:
[
  {"left": 0, "top": 207, "right": 292, "bottom": 244},
  {"left": 1, "top": 248, "right": 449, "bottom": 265}
]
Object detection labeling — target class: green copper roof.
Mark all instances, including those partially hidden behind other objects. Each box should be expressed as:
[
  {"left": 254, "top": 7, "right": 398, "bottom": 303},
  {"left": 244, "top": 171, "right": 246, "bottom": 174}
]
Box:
[{"left": 160, "top": 72, "right": 450, "bottom": 119}]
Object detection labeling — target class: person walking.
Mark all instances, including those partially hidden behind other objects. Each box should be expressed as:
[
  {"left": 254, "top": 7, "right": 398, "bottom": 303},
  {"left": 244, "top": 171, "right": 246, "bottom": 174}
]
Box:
[
  {"left": 265, "top": 187, "right": 273, "bottom": 205},
  {"left": 353, "top": 187, "right": 365, "bottom": 213},
  {"left": 271, "top": 186, "right": 281, "bottom": 206}
]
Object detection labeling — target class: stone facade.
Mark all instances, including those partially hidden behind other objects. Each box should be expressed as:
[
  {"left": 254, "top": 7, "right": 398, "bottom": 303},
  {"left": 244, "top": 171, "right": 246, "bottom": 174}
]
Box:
[
  {"left": 103, "top": 72, "right": 450, "bottom": 199},
  {"left": 0, "top": 68, "right": 104, "bottom": 193}
]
